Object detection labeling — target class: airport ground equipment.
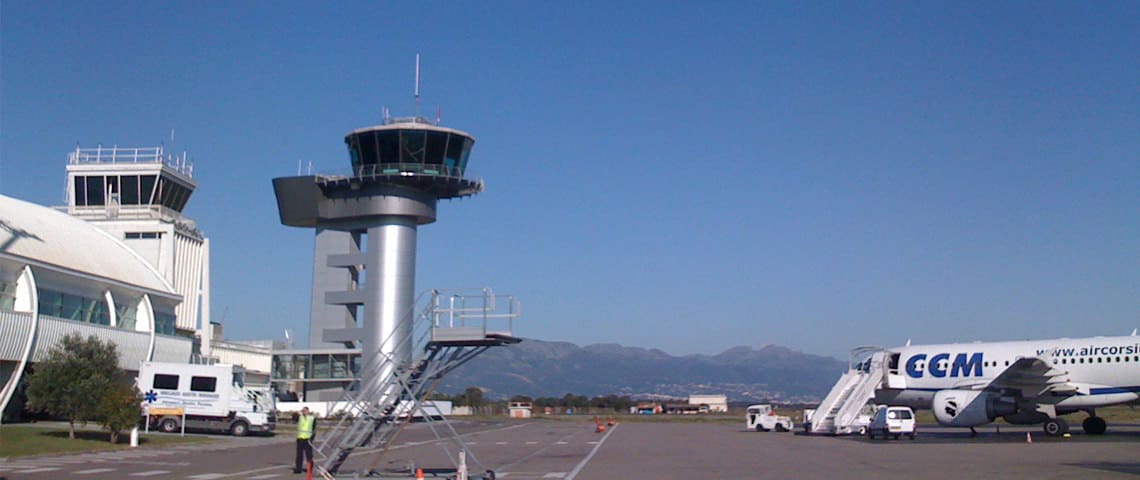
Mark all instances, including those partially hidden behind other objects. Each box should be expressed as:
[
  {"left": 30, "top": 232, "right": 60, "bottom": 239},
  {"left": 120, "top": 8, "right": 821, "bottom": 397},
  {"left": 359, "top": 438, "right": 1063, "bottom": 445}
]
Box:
[
  {"left": 807, "top": 347, "right": 885, "bottom": 435},
  {"left": 137, "top": 361, "right": 276, "bottom": 435},
  {"left": 313, "top": 288, "right": 517, "bottom": 477},
  {"left": 273, "top": 99, "right": 518, "bottom": 478},
  {"left": 746, "top": 404, "right": 793, "bottom": 432},
  {"left": 866, "top": 405, "right": 916, "bottom": 440}
]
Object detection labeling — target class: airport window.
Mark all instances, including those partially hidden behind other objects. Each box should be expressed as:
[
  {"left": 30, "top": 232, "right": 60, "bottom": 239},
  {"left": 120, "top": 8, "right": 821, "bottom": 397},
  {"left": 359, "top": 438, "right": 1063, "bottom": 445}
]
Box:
[
  {"left": 106, "top": 176, "right": 119, "bottom": 197},
  {"left": 459, "top": 137, "right": 473, "bottom": 172},
  {"left": 73, "top": 177, "right": 87, "bottom": 206},
  {"left": 116, "top": 300, "right": 137, "bottom": 330},
  {"left": 444, "top": 134, "right": 464, "bottom": 171},
  {"left": 425, "top": 131, "right": 448, "bottom": 166},
  {"left": 0, "top": 282, "right": 15, "bottom": 311},
  {"left": 140, "top": 175, "right": 157, "bottom": 204},
  {"left": 331, "top": 354, "right": 350, "bottom": 378},
  {"left": 85, "top": 175, "right": 106, "bottom": 206},
  {"left": 154, "top": 374, "right": 179, "bottom": 390},
  {"left": 312, "top": 354, "right": 331, "bottom": 379},
  {"left": 125, "top": 232, "right": 162, "bottom": 239},
  {"left": 121, "top": 175, "right": 140, "bottom": 205},
  {"left": 400, "top": 129, "right": 426, "bottom": 164},
  {"left": 377, "top": 131, "right": 399, "bottom": 165},
  {"left": 190, "top": 376, "right": 217, "bottom": 392},
  {"left": 272, "top": 354, "right": 295, "bottom": 379},
  {"left": 154, "top": 311, "right": 177, "bottom": 335}
]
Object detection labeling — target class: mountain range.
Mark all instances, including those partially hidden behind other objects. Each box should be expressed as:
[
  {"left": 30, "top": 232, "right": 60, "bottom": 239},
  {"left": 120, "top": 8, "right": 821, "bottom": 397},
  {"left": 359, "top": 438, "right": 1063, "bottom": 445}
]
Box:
[{"left": 437, "top": 339, "right": 848, "bottom": 403}]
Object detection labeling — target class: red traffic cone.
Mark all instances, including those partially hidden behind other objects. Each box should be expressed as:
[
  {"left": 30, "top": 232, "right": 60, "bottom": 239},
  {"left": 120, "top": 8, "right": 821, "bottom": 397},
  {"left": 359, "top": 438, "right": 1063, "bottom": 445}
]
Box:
[{"left": 416, "top": 468, "right": 425, "bottom": 480}]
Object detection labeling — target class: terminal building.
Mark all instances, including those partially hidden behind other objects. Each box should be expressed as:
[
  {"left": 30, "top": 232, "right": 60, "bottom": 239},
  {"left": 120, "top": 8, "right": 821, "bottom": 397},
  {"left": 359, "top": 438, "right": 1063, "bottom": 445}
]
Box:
[{"left": 0, "top": 145, "right": 271, "bottom": 421}]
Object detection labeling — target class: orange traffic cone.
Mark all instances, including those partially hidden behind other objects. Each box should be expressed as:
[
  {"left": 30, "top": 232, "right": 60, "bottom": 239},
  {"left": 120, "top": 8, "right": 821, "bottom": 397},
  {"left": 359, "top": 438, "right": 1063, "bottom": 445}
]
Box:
[
  {"left": 306, "top": 461, "right": 313, "bottom": 480},
  {"left": 416, "top": 468, "right": 425, "bottom": 480},
  {"left": 1025, "top": 432, "right": 1032, "bottom": 444}
]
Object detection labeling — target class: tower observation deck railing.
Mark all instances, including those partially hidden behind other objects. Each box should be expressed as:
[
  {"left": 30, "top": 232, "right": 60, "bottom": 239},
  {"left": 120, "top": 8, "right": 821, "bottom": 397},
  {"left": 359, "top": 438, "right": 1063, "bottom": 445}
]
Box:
[
  {"left": 313, "top": 163, "right": 485, "bottom": 199},
  {"left": 68, "top": 145, "right": 194, "bottom": 178}
]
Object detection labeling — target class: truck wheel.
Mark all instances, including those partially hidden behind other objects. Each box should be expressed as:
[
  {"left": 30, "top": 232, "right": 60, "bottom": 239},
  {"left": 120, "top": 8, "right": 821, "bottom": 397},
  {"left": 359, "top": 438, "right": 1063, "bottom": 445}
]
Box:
[
  {"left": 775, "top": 424, "right": 788, "bottom": 432},
  {"left": 159, "top": 418, "right": 179, "bottom": 433},
  {"left": 230, "top": 420, "right": 250, "bottom": 437}
]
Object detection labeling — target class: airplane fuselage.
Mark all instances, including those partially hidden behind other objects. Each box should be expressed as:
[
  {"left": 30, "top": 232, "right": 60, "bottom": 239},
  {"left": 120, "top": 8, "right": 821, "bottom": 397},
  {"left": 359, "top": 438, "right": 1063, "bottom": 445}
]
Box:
[{"left": 875, "top": 335, "right": 1140, "bottom": 413}]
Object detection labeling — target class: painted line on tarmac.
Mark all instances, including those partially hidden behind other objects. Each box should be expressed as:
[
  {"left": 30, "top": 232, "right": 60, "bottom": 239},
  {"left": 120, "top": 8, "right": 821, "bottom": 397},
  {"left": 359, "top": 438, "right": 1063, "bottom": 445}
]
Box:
[
  {"left": 14, "top": 467, "right": 61, "bottom": 473},
  {"left": 74, "top": 468, "right": 118, "bottom": 474},
  {"left": 492, "top": 425, "right": 589, "bottom": 475},
  {"left": 564, "top": 423, "right": 617, "bottom": 480}
]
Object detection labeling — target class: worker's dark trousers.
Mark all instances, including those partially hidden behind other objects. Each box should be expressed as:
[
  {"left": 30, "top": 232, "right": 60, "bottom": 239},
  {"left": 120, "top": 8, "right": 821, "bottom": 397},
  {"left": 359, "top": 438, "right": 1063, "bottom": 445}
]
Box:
[{"left": 295, "top": 439, "right": 313, "bottom": 472}]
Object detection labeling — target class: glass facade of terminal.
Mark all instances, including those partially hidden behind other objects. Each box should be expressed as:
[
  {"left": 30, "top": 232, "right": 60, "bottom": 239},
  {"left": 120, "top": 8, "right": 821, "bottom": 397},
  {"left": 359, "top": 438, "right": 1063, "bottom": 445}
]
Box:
[
  {"left": 37, "top": 288, "right": 111, "bottom": 325},
  {"left": 272, "top": 352, "right": 361, "bottom": 381},
  {"left": 0, "top": 282, "right": 175, "bottom": 335}
]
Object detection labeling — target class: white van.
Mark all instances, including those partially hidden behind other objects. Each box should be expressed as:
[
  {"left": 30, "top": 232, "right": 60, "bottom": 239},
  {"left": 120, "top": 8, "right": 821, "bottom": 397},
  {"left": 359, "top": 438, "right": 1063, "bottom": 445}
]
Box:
[
  {"left": 137, "top": 361, "right": 275, "bottom": 436},
  {"left": 867, "top": 406, "right": 916, "bottom": 440}
]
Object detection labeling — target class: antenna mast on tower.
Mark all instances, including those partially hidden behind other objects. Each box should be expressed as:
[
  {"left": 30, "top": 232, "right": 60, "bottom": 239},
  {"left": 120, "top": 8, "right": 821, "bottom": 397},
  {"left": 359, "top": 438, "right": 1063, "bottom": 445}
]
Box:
[{"left": 414, "top": 54, "right": 421, "bottom": 120}]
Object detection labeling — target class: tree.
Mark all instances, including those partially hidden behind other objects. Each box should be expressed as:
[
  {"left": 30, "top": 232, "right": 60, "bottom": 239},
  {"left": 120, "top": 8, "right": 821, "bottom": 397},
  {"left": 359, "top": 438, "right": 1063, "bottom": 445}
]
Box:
[
  {"left": 97, "top": 382, "right": 142, "bottom": 443},
  {"left": 24, "top": 334, "right": 121, "bottom": 439},
  {"left": 458, "top": 387, "right": 484, "bottom": 408}
]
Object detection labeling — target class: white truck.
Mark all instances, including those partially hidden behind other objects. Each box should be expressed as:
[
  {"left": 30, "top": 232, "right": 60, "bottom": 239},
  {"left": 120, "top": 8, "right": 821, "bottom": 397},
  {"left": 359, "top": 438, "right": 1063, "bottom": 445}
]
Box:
[
  {"left": 746, "top": 404, "right": 794, "bottom": 432},
  {"left": 137, "top": 361, "right": 276, "bottom": 436}
]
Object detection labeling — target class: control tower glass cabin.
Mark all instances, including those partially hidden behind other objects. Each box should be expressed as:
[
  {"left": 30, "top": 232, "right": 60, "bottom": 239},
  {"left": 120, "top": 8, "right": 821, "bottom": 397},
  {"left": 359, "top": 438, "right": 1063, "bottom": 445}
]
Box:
[{"left": 343, "top": 117, "right": 481, "bottom": 198}]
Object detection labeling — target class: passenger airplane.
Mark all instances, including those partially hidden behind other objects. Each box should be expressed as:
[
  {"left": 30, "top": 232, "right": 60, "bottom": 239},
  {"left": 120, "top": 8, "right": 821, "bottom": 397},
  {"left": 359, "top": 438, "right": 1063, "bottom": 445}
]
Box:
[{"left": 872, "top": 332, "right": 1140, "bottom": 436}]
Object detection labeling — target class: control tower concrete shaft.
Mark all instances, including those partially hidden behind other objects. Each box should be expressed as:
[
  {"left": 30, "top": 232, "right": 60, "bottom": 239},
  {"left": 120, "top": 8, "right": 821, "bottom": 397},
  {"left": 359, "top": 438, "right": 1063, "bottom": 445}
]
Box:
[{"left": 272, "top": 117, "right": 483, "bottom": 388}]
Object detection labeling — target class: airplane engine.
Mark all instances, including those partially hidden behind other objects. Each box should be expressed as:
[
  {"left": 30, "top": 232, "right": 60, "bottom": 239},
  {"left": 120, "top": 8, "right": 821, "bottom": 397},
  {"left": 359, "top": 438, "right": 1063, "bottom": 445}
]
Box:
[{"left": 932, "top": 390, "right": 1017, "bottom": 427}]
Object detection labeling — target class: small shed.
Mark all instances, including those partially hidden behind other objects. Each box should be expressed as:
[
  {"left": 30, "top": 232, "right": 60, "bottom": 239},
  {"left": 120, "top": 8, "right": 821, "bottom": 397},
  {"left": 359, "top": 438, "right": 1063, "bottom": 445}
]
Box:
[
  {"left": 688, "top": 394, "right": 728, "bottom": 413},
  {"left": 509, "top": 402, "right": 533, "bottom": 418}
]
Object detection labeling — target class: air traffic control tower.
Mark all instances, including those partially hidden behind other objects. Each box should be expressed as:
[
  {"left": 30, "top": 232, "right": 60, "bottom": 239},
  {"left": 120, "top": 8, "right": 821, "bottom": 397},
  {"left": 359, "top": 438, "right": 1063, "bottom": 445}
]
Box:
[{"left": 273, "top": 114, "right": 519, "bottom": 475}]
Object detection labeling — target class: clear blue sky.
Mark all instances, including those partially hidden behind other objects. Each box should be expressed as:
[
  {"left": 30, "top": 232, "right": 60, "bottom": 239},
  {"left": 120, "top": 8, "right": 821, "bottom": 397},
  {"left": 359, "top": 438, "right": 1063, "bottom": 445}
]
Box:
[{"left": 2, "top": 1, "right": 1136, "bottom": 359}]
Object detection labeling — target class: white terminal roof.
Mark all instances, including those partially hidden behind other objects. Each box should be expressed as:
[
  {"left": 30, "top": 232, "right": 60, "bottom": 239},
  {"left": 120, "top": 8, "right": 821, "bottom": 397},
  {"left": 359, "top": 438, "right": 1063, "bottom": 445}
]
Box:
[{"left": 0, "top": 194, "right": 177, "bottom": 298}]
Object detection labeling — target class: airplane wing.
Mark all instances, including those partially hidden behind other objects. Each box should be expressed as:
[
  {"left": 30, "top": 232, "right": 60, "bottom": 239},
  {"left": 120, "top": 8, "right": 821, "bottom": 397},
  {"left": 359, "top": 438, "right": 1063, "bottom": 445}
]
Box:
[{"left": 976, "top": 355, "right": 1076, "bottom": 397}]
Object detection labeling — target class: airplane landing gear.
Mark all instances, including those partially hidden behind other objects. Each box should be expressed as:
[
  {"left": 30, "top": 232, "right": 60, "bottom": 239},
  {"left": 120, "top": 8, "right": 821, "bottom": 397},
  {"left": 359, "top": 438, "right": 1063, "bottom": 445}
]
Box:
[
  {"left": 1082, "top": 416, "right": 1107, "bottom": 435},
  {"left": 1043, "top": 417, "right": 1069, "bottom": 437}
]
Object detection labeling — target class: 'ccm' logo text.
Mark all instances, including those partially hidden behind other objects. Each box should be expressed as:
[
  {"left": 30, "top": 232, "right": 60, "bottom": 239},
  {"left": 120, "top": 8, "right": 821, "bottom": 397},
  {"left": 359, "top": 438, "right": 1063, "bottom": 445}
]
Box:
[{"left": 905, "top": 352, "right": 983, "bottom": 378}]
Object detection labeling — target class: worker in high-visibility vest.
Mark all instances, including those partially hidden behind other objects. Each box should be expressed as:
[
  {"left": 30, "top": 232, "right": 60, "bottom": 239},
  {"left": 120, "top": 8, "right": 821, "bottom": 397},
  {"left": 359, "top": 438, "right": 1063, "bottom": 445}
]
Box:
[{"left": 293, "top": 407, "right": 316, "bottom": 474}]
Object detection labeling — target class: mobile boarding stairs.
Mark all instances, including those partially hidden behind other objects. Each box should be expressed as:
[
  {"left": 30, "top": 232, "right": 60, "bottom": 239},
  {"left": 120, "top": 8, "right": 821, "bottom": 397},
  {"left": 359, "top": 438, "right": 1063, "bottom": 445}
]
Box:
[
  {"left": 312, "top": 289, "right": 520, "bottom": 479},
  {"left": 806, "top": 346, "right": 891, "bottom": 435}
]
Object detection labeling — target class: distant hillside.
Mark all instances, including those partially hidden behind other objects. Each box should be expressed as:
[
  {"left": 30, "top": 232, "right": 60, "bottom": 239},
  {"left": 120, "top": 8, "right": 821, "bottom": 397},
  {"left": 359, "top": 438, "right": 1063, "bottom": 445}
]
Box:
[{"left": 436, "top": 339, "right": 847, "bottom": 403}]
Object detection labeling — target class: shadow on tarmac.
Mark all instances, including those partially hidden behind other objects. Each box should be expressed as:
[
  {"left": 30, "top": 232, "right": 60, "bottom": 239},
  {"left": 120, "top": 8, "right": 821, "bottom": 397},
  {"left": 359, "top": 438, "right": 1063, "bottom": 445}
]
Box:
[{"left": 798, "top": 427, "right": 1140, "bottom": 444}]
